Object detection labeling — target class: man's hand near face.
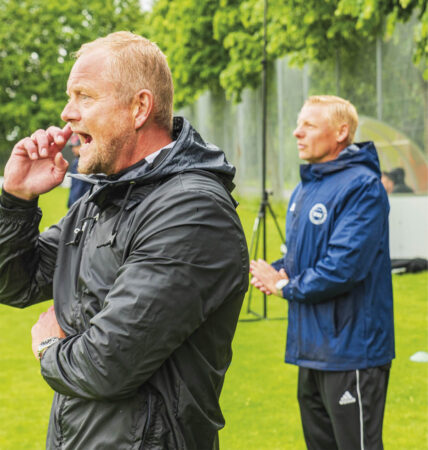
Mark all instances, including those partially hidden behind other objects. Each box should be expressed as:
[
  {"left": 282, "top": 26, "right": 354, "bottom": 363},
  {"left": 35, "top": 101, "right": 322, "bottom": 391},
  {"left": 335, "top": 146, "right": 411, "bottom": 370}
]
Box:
[
  {"left": 31, "top": 306, "right": 66, "bottom": 360},
  {"left": 3, "top": 124, "right": 72, "bottom": 200},
  {"left": 250, "top": 259, "right": 289, "bottom": 297}
]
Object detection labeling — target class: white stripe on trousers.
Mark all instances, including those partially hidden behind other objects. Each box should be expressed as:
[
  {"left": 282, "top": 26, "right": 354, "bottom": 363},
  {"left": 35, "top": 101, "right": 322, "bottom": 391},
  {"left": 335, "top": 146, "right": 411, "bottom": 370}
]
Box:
[{"left": 356, "top": 370, "right": 365, "bottom": 450}]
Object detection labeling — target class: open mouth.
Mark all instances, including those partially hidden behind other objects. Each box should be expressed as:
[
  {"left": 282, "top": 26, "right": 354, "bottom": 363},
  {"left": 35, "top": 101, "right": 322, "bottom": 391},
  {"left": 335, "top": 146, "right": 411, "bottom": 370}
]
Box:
[{"left": 78, "top": 132, "right": 93, "bottom": 145}]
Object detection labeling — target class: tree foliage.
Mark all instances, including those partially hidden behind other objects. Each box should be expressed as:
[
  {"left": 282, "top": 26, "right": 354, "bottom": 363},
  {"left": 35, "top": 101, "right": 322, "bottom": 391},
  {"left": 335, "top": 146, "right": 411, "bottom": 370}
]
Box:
[
  {"left": 146, "top": 0, "right": 229, "bottom": 109},
  {"left": 213, "top": 0, "right": 266, "bottom": 98},
  {"left": 0, "top": 0, "right": 426, "bottom": 162},
  {"left": 0, "top": 0, "right": 144, "bottom": 156},
  {"left": 212, "top": 0, "right": 427, "bottom": 100}
]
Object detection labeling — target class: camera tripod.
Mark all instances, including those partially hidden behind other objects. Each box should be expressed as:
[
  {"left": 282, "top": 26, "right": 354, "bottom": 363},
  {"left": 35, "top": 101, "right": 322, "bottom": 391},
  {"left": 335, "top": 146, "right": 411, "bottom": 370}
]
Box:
[
  {"left": 246, "top": 189, "right": 285, "bottom": 319},
  {"left": 243, "top": 0, "right": 286, "bottom": 320}
]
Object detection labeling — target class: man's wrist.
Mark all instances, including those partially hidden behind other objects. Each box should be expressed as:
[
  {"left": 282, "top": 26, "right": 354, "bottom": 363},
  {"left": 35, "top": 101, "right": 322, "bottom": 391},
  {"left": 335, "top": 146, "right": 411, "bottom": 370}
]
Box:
[
  {"left": 37, "top": 337, "right": 60, "bottom": 360},
  {"left": 1, "top": 187, "right": 39, "bottom": 209},
  {"left": 275, "top": 278, "right": 289, "bottom": 297}
]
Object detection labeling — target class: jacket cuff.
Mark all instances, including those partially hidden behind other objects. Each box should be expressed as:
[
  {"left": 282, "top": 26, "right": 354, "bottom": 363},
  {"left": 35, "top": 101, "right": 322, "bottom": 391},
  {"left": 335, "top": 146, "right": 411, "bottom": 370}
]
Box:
[
  {"left": 282, "top": 282, "right": 293, "bottom": 301},
  {"left": 271, "top": 258, "right": 284, "bottom": 271},
  {"left": 1, "top": 188, "right": 39, "bottom": 209}
]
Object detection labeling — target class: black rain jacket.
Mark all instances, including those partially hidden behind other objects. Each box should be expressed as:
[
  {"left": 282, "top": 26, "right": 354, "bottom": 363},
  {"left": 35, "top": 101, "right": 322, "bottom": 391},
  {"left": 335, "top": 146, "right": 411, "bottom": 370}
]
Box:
[{"left": 0, "top": 117, "right": 249, "bottom": 449}]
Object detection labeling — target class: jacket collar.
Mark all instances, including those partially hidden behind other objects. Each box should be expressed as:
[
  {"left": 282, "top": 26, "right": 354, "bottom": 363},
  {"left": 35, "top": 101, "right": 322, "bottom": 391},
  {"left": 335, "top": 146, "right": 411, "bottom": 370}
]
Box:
[
  {"left": 76, "top": 117, "right": 236, "bottom": 206},
  {"left": 300, "top": 141, "right": 381, "bottom": 182}
]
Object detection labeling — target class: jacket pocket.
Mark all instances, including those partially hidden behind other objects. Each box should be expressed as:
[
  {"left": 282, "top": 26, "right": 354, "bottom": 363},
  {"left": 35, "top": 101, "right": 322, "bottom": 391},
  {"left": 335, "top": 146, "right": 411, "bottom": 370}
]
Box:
[
  {"left": 46, "top": 392, "right": 67, "bottom": 450},
  {"left": 140, "top": 391, "right": 152, "bottom": 449},
  {"left": 140, "top": 386, "right": 182, "bottom": 450},
  {"left": 332, "top": 293, "right": 355, "bottom": 337},
  {"left": 50, "top": 392, "right": 149, "bottom": 450}
]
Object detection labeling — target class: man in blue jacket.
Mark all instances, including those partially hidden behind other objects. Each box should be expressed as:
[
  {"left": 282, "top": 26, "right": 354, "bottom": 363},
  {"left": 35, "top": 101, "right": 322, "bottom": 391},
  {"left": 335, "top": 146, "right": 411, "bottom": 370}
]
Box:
[{"left": 250, "top": 95, "right": 394, "bottom": 450}]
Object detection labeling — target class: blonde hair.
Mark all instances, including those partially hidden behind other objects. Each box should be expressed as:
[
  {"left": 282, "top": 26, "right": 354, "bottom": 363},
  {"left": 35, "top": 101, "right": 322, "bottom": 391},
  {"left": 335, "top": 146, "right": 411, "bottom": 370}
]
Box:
[
  {"left": 304, "top": 95, "right": 358, "bottom": 145},
  {"left": 76, "top": 31, "right": 174, "bottom": 133}
]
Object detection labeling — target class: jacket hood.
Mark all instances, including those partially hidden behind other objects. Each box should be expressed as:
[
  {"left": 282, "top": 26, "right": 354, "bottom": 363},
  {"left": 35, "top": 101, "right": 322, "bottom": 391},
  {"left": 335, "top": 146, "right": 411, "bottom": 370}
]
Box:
[
  {"left": 71, "top": 117, "right": 236, "bottom": 203},
  {"left": 300, "top": 141, "right": 381, "bottom": 182}
]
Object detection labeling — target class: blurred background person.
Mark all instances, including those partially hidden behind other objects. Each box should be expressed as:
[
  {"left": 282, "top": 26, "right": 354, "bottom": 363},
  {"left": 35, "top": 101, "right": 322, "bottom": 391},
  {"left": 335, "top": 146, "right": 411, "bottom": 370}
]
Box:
[
  {"left": 67, "top": 133, "right": 91, "bottom": 207},
  {"left": 381, "top": 167, "right": 414, "bottom": 194}
]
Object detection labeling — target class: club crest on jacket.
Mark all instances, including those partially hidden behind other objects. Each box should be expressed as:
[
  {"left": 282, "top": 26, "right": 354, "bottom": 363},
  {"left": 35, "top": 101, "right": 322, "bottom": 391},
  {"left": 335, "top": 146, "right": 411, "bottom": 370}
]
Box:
[{"left": 309, "top": 203, "right": 328, "bottom": 225}]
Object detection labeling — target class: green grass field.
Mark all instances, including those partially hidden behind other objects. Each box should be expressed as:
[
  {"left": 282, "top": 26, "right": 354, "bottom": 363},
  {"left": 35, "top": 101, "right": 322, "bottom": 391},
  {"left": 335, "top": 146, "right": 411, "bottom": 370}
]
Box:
[{"left": 0, "top": 188, "right": 427, "bottom": 449}]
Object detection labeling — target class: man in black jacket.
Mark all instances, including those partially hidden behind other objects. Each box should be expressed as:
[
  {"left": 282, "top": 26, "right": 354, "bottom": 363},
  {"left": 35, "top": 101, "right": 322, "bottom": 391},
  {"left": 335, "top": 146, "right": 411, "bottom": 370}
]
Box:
[{"left": 0, "top": 32, "right": 249, "bottom": 449}]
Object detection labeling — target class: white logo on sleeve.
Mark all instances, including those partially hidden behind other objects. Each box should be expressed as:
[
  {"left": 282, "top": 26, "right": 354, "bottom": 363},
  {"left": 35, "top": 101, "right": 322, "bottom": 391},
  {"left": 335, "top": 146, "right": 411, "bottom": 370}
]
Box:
[
  {"left": 339, "top": 391, "right": 356, "bottom": 405},
  {"left": 309, "top": 203, "right": 328, "bottom": 225},
  {"left": 289, "top": 202, "right": 296, "bottom": 212}
]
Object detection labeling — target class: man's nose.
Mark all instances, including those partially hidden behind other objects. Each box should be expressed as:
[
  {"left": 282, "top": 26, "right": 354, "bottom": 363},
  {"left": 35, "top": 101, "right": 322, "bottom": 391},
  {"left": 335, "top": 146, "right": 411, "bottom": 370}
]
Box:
[
  {"left": 293, "top": 126, "right": 303, "bottom": 138},
  {"left": 61, "top": 100, "right": 80, "bottom": 122}
]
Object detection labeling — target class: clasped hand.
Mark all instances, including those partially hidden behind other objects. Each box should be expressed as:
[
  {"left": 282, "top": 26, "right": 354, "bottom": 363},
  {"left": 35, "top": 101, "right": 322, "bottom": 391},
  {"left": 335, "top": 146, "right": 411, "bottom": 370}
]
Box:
[
  {"left": 3, "top": 124, "right": 73, "bottom": 200},
  {"left": 250, "top": 259, "right": 288, "bottom": 297},
  {"left": 31, "top": 306, "right": 66, "bottom": 359}
]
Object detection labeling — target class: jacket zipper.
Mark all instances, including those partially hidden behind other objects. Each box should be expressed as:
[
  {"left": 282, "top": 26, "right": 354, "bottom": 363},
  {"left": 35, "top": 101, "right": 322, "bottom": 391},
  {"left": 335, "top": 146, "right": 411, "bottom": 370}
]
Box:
[{"left": 139, "top": 392, "right": 152, "bottom": 449}]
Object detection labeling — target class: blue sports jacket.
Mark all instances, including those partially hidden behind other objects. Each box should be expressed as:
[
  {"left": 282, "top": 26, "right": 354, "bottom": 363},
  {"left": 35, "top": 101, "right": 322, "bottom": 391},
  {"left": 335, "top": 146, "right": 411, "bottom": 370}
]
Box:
[{"left": 274, "top": 142, "right": 395, "bottom": 370}]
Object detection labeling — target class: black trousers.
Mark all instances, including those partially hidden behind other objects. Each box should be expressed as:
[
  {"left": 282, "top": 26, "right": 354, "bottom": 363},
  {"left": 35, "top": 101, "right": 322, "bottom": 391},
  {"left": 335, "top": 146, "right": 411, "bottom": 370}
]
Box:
[{"left": 298, "top": 364, "right": 391, "bottom": 450}]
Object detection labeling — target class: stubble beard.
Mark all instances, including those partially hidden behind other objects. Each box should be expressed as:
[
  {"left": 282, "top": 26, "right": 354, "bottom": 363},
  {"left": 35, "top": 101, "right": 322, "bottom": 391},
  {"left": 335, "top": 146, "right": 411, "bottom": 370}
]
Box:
[{"left": 78, "top": 128, "right": 135, "bottom": 176}]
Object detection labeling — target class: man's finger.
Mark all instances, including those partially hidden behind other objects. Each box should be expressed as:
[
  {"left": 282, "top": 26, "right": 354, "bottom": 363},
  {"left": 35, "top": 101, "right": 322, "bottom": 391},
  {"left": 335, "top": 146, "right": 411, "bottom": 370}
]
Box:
[
  {"left": 257, "top": 258, "right": 273, "bottom": 268},
  {"left": 51, "top": 123, "right": 73, "bottom": 147},
  {"left": 62, "top": 123, "right": 73, "bottom": 141},
  {"left": 16, "top": 137, "right": 39, "bottom": 160},
  {"left": 17, "top": 137, "right": 40, "bottom": 160},
  {"left": 250, "top": 278, "right": 262, "bottom": 287},
  {"left": 279, "top": 268, "right": 288, "bottom": 278},
  {"left": 46, "top": 124, "right": 71, "bottom": 149},
  {"left": 31, "top": 129, "right": 52, "bottom": 158},
  {"left": 54, "top": 152, "right": 69, "bottom": 172}
]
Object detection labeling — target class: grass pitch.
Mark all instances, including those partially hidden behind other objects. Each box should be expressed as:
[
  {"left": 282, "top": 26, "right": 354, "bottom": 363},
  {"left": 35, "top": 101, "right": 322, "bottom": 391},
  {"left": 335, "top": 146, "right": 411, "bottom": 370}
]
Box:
[{"left": 0, "top": 188, "right": 427, "bottom": 449}]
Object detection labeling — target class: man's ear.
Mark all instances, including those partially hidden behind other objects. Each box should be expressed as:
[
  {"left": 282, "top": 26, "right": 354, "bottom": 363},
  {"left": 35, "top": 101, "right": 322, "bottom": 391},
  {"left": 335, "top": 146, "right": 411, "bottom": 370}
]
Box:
[
  {"left": 336, "top": 123, "right": 349, "bottom": 144},
  {"left": 132, "top": 89, "right": 154, "bottom": 130}
]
